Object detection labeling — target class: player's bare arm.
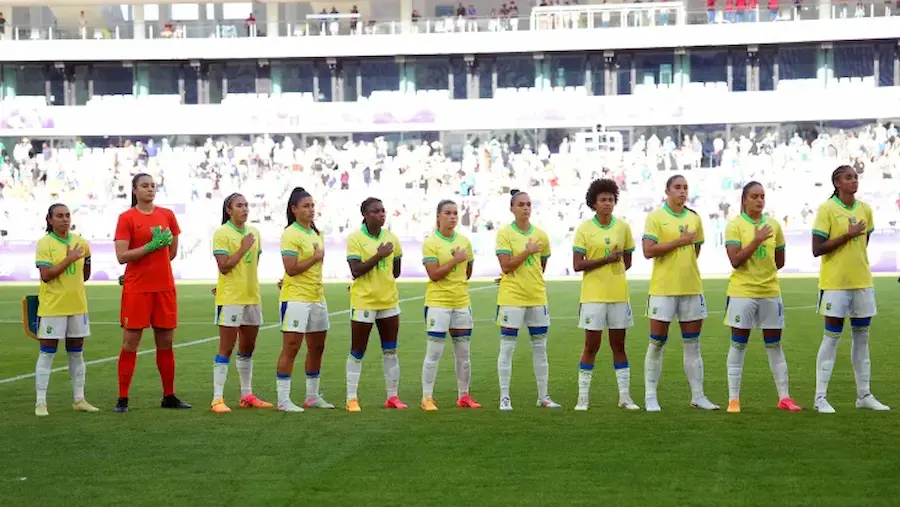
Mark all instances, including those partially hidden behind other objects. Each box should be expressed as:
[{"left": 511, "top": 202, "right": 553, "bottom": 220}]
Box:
[
  {"left": 38, "top": 244, "right": 84, "bottom": 283},
  {"left": 114, "top": 239, "right": 151, "bottom": 264},
  {"left": 573, "top": 246, "right": 623, "bottom": 273},
  {"left": 392, "top": 256, "right": 401, "bottom": 278},
  {"left": 726, "top": 225, "right": 773, "bottom": 269},
  {"left": 642, "top": 227, "right": 695, "bottom": 259},
  {"left": 348, "top": 242, "right": 391, "bottom": 279},
  {"left": 216, "top": 233, "right": 255, "bottom": 275},
  {"left": 83, "top": 256, "right": 92, "bottom": 281},
  {"left": 498, "top": 239, "right": 541, "bottom": 274},
  {"left": 424, "top": 247, "right": 468, "bottom": 282},
  {"left": 283, "top": 246, "right": 324, "bottom": 276},
  {"left": 811, "top": 219, "right": 865, "bottom": 257},
  {"left": 168, "top": 234, "right": 179, "bottom": 261}
]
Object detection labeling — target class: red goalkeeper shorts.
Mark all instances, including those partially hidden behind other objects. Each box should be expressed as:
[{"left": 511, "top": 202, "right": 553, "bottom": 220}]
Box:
[{"left": 120, "top": 290, "right": 178, "bottom": 330}]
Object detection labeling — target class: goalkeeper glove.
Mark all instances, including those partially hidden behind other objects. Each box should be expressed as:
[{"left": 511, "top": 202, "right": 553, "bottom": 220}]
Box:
[{"left": 144, "top": 226, "right": 173, "bottom": 253}]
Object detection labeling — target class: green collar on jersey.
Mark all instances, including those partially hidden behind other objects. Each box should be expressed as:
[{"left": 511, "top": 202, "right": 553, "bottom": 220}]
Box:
[
  {"left": 740, "top": 212, "right": 767, "bottom": 226},
  {"left": 362, "top": 224, "right": 384, "bottom": 241},
  {"left": 226, "top": 221, "right": 247, "bottom": 235},
  {"left": 831, "top": 195, "right": 858, "bottom": 211},
  {"left": 592, "top": 215, "right": 616, "bottom": 230},
  {"left": 48, "top": 231, "right": 71, "bottom": 245},
  {"left": 663, "top": 203, "right": 687, "bottom": 218},
  {"left": 511, "top": 222, "right": 533, "bottom": 236},
  {"left": 434, "top": 229, "right": 456, "bottom": 242},
  {"left": 292, "top": 222, "right": 313, "bottom": 235}
]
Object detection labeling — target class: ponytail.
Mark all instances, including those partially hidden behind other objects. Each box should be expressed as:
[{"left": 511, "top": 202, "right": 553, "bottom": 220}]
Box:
[
  {"left": 286, "top": 187, "right": 321, "bottom": 235},
  {"left": 739, "top": 181, "right": 763, "bottom": 215},
  {"left": 130, "top": 172, "right": 151, "bottom": 208},
  {"left": 45, "top": 203, "right": 65, "bottom": 233},
  {"left": 221, "top": 193, "right": 241, "bottom": 225}
]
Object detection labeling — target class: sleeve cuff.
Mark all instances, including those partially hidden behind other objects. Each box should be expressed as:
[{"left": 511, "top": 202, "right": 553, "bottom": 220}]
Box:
[
  {"left": 572, "top": 247, "right": 586, "bottom": 254},
  {"left": 775, "top": 245, "right": 786, "bottom": 251},
  {"left": 811, "top": 229, "right": 829, "bottom": 239},
  {"left": 495, "top": 249, "right": 512, "bottom": 256},
  {"left": 212, "top": 249, "right": 229, "bottom": 255},
  {"left": 642, "top": 234, "right": 659, "bottom": 242},
  {"left": 346, "top": 255, "right": 362, "bottom": 261},
  {"left": 724, "top": 241, "right": 741, "bottom": 247},
  {"left": 624, "top": 248, "right": 635, "bottom": 253},
  {"left": 35, "top": 261, "right": 52, "bottom": 268},
  {"left": 694, "top": 241, "right": 704, "bottom": 246},
  {"left": 281, "top": 249, "right": 298, "bottom": 257},
  {"left": 540, "top": 254, "right": 551, "bottom": 260},
  {"left": 422, "top": 256, "right": 438, "bottom": 264}
]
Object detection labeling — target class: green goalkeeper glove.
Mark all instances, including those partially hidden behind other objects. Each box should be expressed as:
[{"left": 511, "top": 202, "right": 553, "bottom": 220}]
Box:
[{"left": 144, "top": 226, "right": 174, "bottom": 253}]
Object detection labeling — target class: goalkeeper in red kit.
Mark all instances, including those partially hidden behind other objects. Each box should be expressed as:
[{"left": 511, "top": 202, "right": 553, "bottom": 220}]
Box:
[{"left": 113, "top": 173, "right": 191, "bottom": 412}]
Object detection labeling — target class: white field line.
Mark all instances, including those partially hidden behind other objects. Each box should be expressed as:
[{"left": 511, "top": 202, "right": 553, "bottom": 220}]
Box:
[
  {"left": 0, "top": 285, "right": 494, "bottom": 385},
  {"left": 0, "top": 298, "right": 817, "bottom": 385}
]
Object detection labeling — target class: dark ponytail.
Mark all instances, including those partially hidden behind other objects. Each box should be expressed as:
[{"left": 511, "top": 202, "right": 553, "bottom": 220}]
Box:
[
  {"left": 286, "top": 187, "right": 320, "bottom": 235},
  {"left": 131, "top": 172, "right": 151, "bottom": 208},
  {"left": 359, "top": 197, "right": 382, "bottom": 226},
  {"left": 739, "top": 181, "right": 762, "bottom": 214},
  {"left": 830, "top": 165, "right": 853, "bottom": 199},
  {"left": 664, "top": 174, "right": 697, "bottom": 215},
  {"left": 45, "top": 203, "right": 65, "bottom": 233},
  {"left": 509, "top": 188, "right": 525, "bottom": 205},
  {"left": 221, "top": 193, "right": 241, "bottom": 225}
]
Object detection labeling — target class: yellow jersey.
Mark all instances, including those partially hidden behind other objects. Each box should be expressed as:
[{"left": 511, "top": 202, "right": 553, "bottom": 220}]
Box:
[
  {"left": 346, "top": 226, "right": 403, "bottom": 310},
  {"left": 423, "top": 229, "right": 473, "bottom": 309},
  {"left": 643, "top": 204, "right": 705, "bottom": 296},
  {"left": 280, "top": 223, "right": 326, "bottom": 303},
  {"left": 812, "top": 196, "right": 874, "bottom": 290},
  {"left": 35, "top": 232, "right": 91, "bottom": 317},
  {"left": 725, "top": 213, "right": 785, "bottom": 298},
  {"left": 213, "top": 222, "right": 261, "bottom": 306},
  {"left": 495, "top": 223, "right": 551, "bottom": 307},
  {"left": 573, "top": 216, "right": 635, "bottom": 303}
]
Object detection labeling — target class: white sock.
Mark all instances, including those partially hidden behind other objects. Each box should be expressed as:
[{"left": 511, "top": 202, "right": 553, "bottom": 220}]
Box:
[
  {"left": 851, "top": 325, "right": 871, "bottom": 399},
  {"left": 213, "top": 355, "right": 229, "bottom": 400},
  {"left": 66, "top": 348, "right": 86, "bottom": 402},
  {"left": 236, "top": 354, "right": 253, "bottom": 397},
  {"left": 577, "top": 366, "right": 593, "bottom": 402},
  {"left": 765, "top": 339, "right": 790, "bottom": 400},
  {"left": 35, "top": 349, "right": 54, "bottom": 405},
  {"left": 306, "top": 372, "right": 321, "bottom": 400},
  {"left": 614, "top": 364, "right": 631, "bottom": 399},
  {"left": 421, "top": 339, "right": 445, "bottom": 398},
  {"left": 346, "top": 354, "right": 363, "bottom": 401},
  {"left": 815, "top": 330, "right": 841, "bottom": 400},
  {"left": 726, "top": 339, "right": 747, "bottom": 400},
  {"left": 644, "top": 339, "right": 665, "bottom": 399},
  {"left": 498, "top": 338, "right": 516, "bottom": 399},
  {"left": 683, "top": 338, "right": 705, "bottom": 400},
  {"left": 453, "top": 338, "right": 472, "bottom": 397},
  {"left": 530, "top": 334, "right": 549, "bottom": 401},
  {"left": 276, "top": 374, "right": 291, "bottom": 405},
  {"left": 383, "top": 349, "right": 400, "bottom": 398}
]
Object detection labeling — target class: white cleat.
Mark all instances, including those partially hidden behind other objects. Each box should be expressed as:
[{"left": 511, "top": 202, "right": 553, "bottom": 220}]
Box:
[
  {"left": 645, "top": 397, "right": 662, "bottom": 412},
  {"left": 814, "top": 397, "right": 836, "bottom": 414},
  {"left": 499, "top": 396, "right": 513, "bottom": 412},
  {"left": 856, "top": 394, "right": 891, "bottom": 411},
  {"left": 304, "top": 395, "right": 335, "bottom": 409},
  {"left": 35, "top": 403, "right": 49, "bottom": 417},
  {"left": 537, "top": 397, "right": 562, "bottom": 409},
  {"left": 619, "top": 398, "right": 641, "bottom": 411},
  {"left": 574, "top": 398, "right": 589, "bottom": 411},
  {"left": 277, "top": 400, "right": 305, "bottom": 413},
  {"left": 691, "top": 396, "right": 720, "bottom": 411}
]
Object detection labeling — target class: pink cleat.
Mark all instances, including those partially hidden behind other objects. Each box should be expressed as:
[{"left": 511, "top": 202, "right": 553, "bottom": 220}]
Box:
[
  {"left": 777, "top": 397, "right": 802, "bottom": 412},
  {"left": 239, "top": 394, "right": 273, "bottom": 409},
  {"left": 384, "top": 396, "right": 409, "bottom": 409},
  {"left": 456, "top": 394, "right": 482, "bottom": 409}
]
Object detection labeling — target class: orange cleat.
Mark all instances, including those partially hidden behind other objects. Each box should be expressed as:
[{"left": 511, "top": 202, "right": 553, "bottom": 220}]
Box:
[
  {"left": 777, "top": 397, "right": 802, "bottom": 412},
  {"left": 384, "top": 396, "right": 409, "bottom": 409},
  {"left": 210, "top": 398, "right": 232, "bottom": 414},
  {"left": 346, "top": 398, "right": 362, "bottom": 412},
  {"left": 239, "top": 394, "right": 273, "bottom": 409},
  {"left": 456, "top": 394, "right": 482, "bottom": 409},
  {"left": 726, "top": 399, "right": 741, "bottom": 413},
  {"left": 421, "top": 397, "right": 438, "bottom": 412}
]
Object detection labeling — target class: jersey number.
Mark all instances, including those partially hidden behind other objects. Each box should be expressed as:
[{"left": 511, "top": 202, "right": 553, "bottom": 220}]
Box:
[
  {"left": 754, "top": 246, "right": 767, "bottom": 260},
  {"left": 377, "top": 258, "right": 387, "bottom": 270},
  {"left": 524, "top": 254, "right": 535, "bottom": 267},
  {"left": 65, "top": 263, "right": 77, "bottom": 276},
  {"left": 243, "top": 250, "right": 253, "bottom": 264}
]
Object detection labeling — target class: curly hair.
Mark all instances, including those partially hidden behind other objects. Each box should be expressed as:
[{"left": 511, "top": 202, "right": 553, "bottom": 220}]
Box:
[{"left": 585, "top": 178, "right": 619, "bottom": 210}]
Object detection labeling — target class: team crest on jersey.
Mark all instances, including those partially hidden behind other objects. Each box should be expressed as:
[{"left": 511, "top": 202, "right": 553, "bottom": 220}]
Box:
[
  {"left": 604, "top": 237, "right": 611, "bottom": 245},
  {"left": 678, "top": 225, "right": 685, "bottom": 232},
  {"left": 848, "top": 217, "right": 857, "bottom": 224}
]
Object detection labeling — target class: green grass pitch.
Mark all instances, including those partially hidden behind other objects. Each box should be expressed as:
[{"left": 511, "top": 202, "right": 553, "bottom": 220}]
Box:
[{"left": 0, "top": 278, "right": 898, "bottom": 506}]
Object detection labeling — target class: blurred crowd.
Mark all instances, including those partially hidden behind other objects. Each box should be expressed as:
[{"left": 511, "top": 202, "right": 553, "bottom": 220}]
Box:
[{"left": 1, "top": 122, "right": 900, "bottom": 253}]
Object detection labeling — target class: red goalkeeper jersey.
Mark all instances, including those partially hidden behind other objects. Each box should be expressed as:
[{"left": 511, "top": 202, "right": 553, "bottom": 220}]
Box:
[{"left": 114, "top": 206, "right": 180, "bottom": 294}]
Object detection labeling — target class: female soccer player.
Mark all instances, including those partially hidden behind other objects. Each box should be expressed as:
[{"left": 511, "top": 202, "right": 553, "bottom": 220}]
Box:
[
  {"left": 812, "top": 165, "right": 890, "bottom": 413},
  {"left": 33, "top": 203, "right": 99, "bottom": 417},
  {"left": 572, "top": 179, "right": 638, "bottom": 411},
  {"left": 209, "top": 193, "right": 272, "bottom": 413},
  {"left": 345, "top": 197, "right": 406, "bottom": 412},
  {"left": 114, "top": 173, "right": 191, "bottom": 413},
  {"left": 496, "top": 189, "right": 560, "bottom": 411},
  {"left": 277, "top": 187, "right": 334, "bottom": 412},
  {"left": 420, "top": 199, "right": 481, "bottom": 411},
  {"left": 641, "top": 174, "right": 718, "bottom": 412},
  {"left": 723, "top": 181, "right": 801, "bottom": 413}
]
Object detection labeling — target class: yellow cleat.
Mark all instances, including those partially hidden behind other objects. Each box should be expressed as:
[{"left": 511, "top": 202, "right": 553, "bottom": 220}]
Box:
[
  {"left": 346, "top": 398, "right": 361, "bottom": 413},
  {"left": 210, "top": 398, "right": 232, "bottom": 414},
  {"left": 35, "top": 403, "right": 49, "bottom": 417},
  {"left": 421, "top": 397, "right": 439, "bottom": 412},
  {"left": 727, "top": 399, "right": 741, "bottom": 414},
  {"left": 73, "top": 399, "right": 100, "bottom": 413}
]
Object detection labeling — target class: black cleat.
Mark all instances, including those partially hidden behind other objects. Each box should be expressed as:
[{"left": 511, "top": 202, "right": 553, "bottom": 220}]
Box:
[
  {"left": 161, "top": 394, "right": 192, "bottom": 409},
  {"left": 114, "top": 397, "right": 129, "bottom": 413}
]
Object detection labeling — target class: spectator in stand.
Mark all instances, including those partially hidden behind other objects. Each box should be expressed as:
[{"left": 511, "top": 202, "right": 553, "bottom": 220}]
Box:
[
  {"left": 707, "top": 0, "right": 717, "bottom": 23},
  {"left": 245, "top": 13, "right": 256, "bottom": 37},
  {"left": 736, "top": 0, "right": 746, "bottom": 21},
  {"left": 769, "top": 0, "right": 779, "bottom": 19},
  {"left": 0, "top": 12, "right": 6, "bottom": 39},
  {"left": 350, "top": 5, "right": 359, "bottom": 34}
]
